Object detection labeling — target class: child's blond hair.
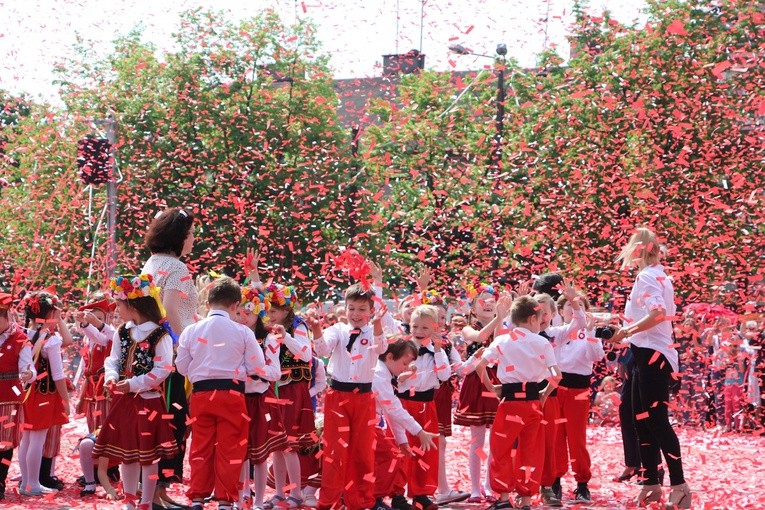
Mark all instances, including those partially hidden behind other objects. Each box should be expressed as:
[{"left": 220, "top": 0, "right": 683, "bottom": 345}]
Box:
[
  {"left": 410, "top": 304, "right": 440, "bottom": 324},
  {"left": 616, "top": 228, "right": 662, "bottom": 269}
]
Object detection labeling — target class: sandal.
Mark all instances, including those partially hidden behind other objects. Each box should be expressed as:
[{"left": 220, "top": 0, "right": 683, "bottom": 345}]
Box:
[
  {"left": 264, "top": 495, "right": 286, "bottom": 509},
  {"left": 613, "top": 467, "right": 637, "bottom": 482},
  {"left": 284, "top": 496, "right": 303, "bottom": 508}
]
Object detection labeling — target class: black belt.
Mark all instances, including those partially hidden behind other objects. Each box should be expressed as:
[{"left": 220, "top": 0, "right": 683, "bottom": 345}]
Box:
[
  {"left": 0, "top": 371, "right": 20, "bottom": 381},
  {"left": 560, "top": 372, "right": 591, "bottom": 389},
  {"left": 395, "top": 388, "right": 435, "bottom": 402},
  {"left": 540, "top": 380, "right": 557, "bottom": 398},
  {"left": 500, "top": 382, "right": 541, "bottom": 401},
  {"left": 330, "top": 380, "right": 372, "bottom": 393},
  {"left": 192, "top": 379, "right": 244, "bottom": 394}
]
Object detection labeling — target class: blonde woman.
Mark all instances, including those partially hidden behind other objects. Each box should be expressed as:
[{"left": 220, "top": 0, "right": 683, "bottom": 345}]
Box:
[{"left": 609, "top": 228, "right": 691, "bottom": 508}]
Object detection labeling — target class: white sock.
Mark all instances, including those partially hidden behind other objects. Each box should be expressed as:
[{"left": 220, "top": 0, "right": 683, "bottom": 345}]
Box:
[
  {"left": 78, "top": 438, "right": 96, "bottom": 484},
  {"left": 283, "top": 451, "right": 303, "bottom": 500},
  {"left": 121, "top": 462, "right": 140, "bottom": 507},
  {"left": 253, "top": 461, "right": 268, "bottom": 506},
  {"left": 469, "top": 425, "right": 486, "bottom": 497},
  {"left": 19, "top": 429, "right": 47, "bottom": 491},
  {"left": 140, "top": 463, "right": 158, "bottom": 505},
  {"left": 438, "top": 434, "right": 450, "bottom": 494}
]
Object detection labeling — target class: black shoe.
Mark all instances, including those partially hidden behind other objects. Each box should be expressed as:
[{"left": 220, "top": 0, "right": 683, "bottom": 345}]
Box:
[
  {"left": 77, "top": 474, "right": 86, "bottom": 487},
  {"left": 0, "top": 482, "right": 5, "bottom": 500},
  {"left": 41, "top": 475, "right": 65, "bottom": 491},
  {"left": 372, "top": 497, "right": 392, "bottom": 510},
  {"left": 551, "top": 477, "right": 562, "bottom": 500},
  {"left": 391, "top": 495, "right": 413, "bottom": 510},
  {"left": 574, "top": 482, "right": 591, "bottom": 503},
  {"left": 412, "top": 495, "right": 438, "bottom": 510},
  {"left": 80, "top": 484, "right": 96, "bottom": 497},
  {"left": 487, "top": 501, "right": 513, "bottom": 510},
  {"left": 658, "top": 467, "right": 665, "bottom": 486}
]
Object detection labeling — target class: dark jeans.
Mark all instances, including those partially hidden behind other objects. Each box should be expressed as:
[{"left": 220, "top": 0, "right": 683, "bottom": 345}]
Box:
[
  {"left": 159, "top": 371, "right": 188, "bottom": 485},
  {"left": 631, "top": 345, "right": 685, "bottom": 486}
]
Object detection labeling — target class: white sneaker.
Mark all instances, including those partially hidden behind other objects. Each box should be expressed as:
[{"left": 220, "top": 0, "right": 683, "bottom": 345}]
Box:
[
  {"left": 436, "top": 489, "right": 470, "bottom": 505},
  {"left": 304, "top": 494, "right": 319, "bottom": 507}
]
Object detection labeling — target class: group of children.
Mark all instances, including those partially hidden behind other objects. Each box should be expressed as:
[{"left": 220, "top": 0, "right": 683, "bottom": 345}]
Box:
[{"left": 0, "top": 264, "right": 638, "bottom": 510}]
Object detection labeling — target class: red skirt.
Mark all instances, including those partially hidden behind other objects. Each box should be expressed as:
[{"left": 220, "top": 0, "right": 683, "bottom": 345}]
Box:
[
  {"left": 453, "top": 370, "right": 499, "bottom": 427},
  {"left": 277, "top": 381, "right": 315, "bottom": 449},
  {"left": 0, "top": 403, "right": 21, "bottom": 448},
  {"left": 246, "top": 389, "right": 289, "bottom": 464},
  {"left": 434, "top": 381, "right": 454, "bottom": 436},
  {"left": 81, "top": 373, "right": 107, "bottom": 402},
  {"left": 23, "top": 389, "right": 69, "bottom": 431},
  {"left": 93, "top": 393, "right": 178, "bottom": 465}
]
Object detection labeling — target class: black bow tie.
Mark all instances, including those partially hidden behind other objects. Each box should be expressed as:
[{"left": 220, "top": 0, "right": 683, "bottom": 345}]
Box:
[
  {"left": 418, "top": 346, "right": 433, "bottom": 356},
  {"left": 347, "top": 329, "right": 362, "bottom": 352},
  {"left": 390, "top": 376, "right": 399, "bottom": 390},
  {"left": 539, "top": 330, "right": 553, "bottom": 341}
]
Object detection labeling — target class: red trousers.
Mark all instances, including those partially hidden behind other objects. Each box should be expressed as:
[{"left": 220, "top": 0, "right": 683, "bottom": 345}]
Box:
[
  {"left": 540, "top": 395, "right": 559, "bottom": 486},
  {"left": 318, "top": 389, "right": 376, "bottom": 510},
  {"left": 186, "top": 390, "right": 248, "bottom": 502},
  {"left": 400, "top": 399, "right": 439, "bottom": 497},
  {"left": 490, "top": 400, "right": 543, "bottom": 497},
  {"left": 555, "top": 386, "right": 591, "bottom": 483},
  {"left": 373, "top": 426, "right": 406, "bottom": 498}
]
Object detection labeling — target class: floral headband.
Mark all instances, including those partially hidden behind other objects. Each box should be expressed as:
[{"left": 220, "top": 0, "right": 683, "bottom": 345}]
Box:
[
  {"left": 264, "top": 283, "right": 297, "bottom": 309},
  {"left": 110, "top": 274, "right": 161, "bottom": 301},
  {"left": 241, "top": 285, "right": 267, "bottom": 318},
  {"left": 419, "top": 289, "right": 445, "bottom": 307},
  {"left": 466, "top": 283, "right": 496, "bottom": 299}
]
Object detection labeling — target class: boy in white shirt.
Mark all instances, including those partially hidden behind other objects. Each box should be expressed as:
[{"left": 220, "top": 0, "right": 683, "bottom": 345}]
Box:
[
  {"left": 176, "top": 277, "right": 265, "bottom": 510},
  {"left": 475, "top": 295, "right": 562, "bottom": 510}
]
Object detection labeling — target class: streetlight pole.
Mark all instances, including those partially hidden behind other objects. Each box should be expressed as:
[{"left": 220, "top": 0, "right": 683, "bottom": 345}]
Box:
[{"left": 449, "top": 44, "right": 508, "bottom": 275}]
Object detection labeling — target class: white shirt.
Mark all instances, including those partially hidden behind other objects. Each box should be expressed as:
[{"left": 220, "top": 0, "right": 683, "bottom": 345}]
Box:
[
  {"left": 483, "top": 327, "right": 557, "bottom": 384},
  {"left": 0, "top": 323, "right": 35, "bottom": 380},
  {"left": 313, "top": 322, "right": 387, "bottom": 383},
  {"left": 625, "top": 264, "right": 679, "bottom": 372},
  {"left": 104, "top": 321, "right": 173, "bottom": 399},
  {"left": 176, "top": 310, "right": 265, "bottom": 384},
  {"left": 309, "top": 357, "right": 328, "bottom": 398},
  {"left": 29, "top": 331, "right": 64, "bottom": 381},
  {"left": 553, "top": 328, "right": 605, "bottom": 375},
  {"left": 245, "top": 333, "right": 282, "bottom": 394},
  {"left": 79, "top": 323, "right": 116, "bottom": 348},
  {"left": 397, "top": 344, "right": 451, "bottom": 393},
  {"left": 373, "top": 360, "right": 422, "bottom": 444}
]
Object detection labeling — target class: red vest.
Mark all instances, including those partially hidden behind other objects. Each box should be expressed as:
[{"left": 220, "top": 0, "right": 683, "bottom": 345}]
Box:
[{"left": 0, "top": 326, "right": 28, "bottom": 404}]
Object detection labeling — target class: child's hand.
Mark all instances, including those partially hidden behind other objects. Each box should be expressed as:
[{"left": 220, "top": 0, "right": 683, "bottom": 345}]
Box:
[
  {"left": 369, "top": 261, "right": 383, "bottom": 282},
  {"left": 559, "top": 276, "right": 578, "bottom": 302},
  {"left": 245, "top": 248, "right": 261, "bottom": 282},
  {"left": 416, "top": 429, "right": 438, "bottom": 451},
  {"left": 472, "top": 347, "right": 485, "bottom": 359},
  {"left": 113, "top": 380, "right": 130, "bottom": 394},
  {"left": 20, "top": 364, "right": 33, "bottom": 383},
  {"left": 104, "top": 487, "right": 119, "bottom": 500},
  {"left": 372, "top": 304, "right": 388, "bottom": 325},
  {"left": 399, "top": 363, "right": 418, "bottom": 382},
  {"left": 414, "top": 266, "right": 432, "bottom": 291},
  {"left": 399, "top": 443, "right": 413, "bottom": 457},
  {"left": 432, "top": 334, "right": 443, "bottom": 351},
  {"left": 496, "top": 295, "right": 512, "bottom": 320},
  {"left": 517, "top": 280, "right": 532, "bottom": 297},
  {"left": 270, "top": 324, "right": 286, "bottom": 338}
]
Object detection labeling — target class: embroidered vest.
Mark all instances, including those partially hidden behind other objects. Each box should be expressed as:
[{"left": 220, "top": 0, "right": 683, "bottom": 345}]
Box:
[
  {"left": 117, "top": 324, "right": 166, "bottom": 380},
  {"left": 279, "top": 317, "right": 311, "bottom": 383}
]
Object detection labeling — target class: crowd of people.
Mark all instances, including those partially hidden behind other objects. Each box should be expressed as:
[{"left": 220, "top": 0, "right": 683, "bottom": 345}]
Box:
[{"left": 1, "top": 207, "right": 762, "bottom": 510}]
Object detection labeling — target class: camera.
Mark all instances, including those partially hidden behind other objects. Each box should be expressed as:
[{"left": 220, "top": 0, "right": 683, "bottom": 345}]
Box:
[{"left": 595, "top": 325, "right": 615, "bottom": 340}]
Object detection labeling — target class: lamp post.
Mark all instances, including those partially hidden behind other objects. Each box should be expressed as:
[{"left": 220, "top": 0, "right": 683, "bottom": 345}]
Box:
[
  {"left": 449, "top": 43, "right": 507, "bottom": 178},
  {"left": 449, "top": 43, "right": 508, "bottom": 276}
]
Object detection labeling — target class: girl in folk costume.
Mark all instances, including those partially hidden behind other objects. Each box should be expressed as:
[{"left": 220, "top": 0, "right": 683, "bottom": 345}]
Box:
[
  {"left": 19, "top": 290, "right": 69, "bottom": 496},
  {"left": 0, "top": 293, "right": 35, "bottom": 500},
  {"left": 75, "top": 296, "right": 116, "bottom": 433},
  {"left": 420, "top": 289, "right": 470, "bottom": 505},
  {"left": 236, "top": 285, "right": 289, "bottom": 510},
  {"left": 263, "top": 282, "right": 313, "bottom": 509},
  {"left": 92, "top": 275, "right": 178, "bottom": 510},
  {"left": 453, "top": 284, "right": 505, "bottom": 503}
]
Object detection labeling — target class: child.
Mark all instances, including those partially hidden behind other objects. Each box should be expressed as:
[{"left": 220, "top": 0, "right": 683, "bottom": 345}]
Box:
[
  {"left": 454, "top": 284, "right": 505, "bottom": 503},
  {"left": 263, "top": 282, "right": 313, "bottom": 509},
  {"left": 92, "top": 275, "right": 179, "bottom": 510},
  {"left": 19, "top": 291, "right": 69, "bottom": 496},
  {"left": 593, "top": 376, "right": 621, "bottom": 425},
  {"left": 476, "top": 295, "right": 561, "bottom": 510},
  {"left": 374, "top": 338, "right": 438, "bottom": 510},
  {"left": 74, "top": 296, "right": 116, "bottom": 433},
  {"left": 309, "top": 283, "right": 389, "bottom": 510},
  {"left": 176, "top": 276, "right": 265, "bottom": 510},
  {"left": 395, "top": 304, "right": 452, "bottom": 510},
  {"left": 0, "top": 292, "right": 35, "bottom": 500},
  {"left": 235, "top": 284, "right": 289, "bottom": 509}
]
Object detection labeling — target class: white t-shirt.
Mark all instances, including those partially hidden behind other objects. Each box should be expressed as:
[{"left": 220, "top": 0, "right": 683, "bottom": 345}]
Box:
[
  {"left": 483, "top": 327, "right": 557, "bottom": 384},
  {"left": 625, "top": 264, "right": 678, "bottom": 373}
]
